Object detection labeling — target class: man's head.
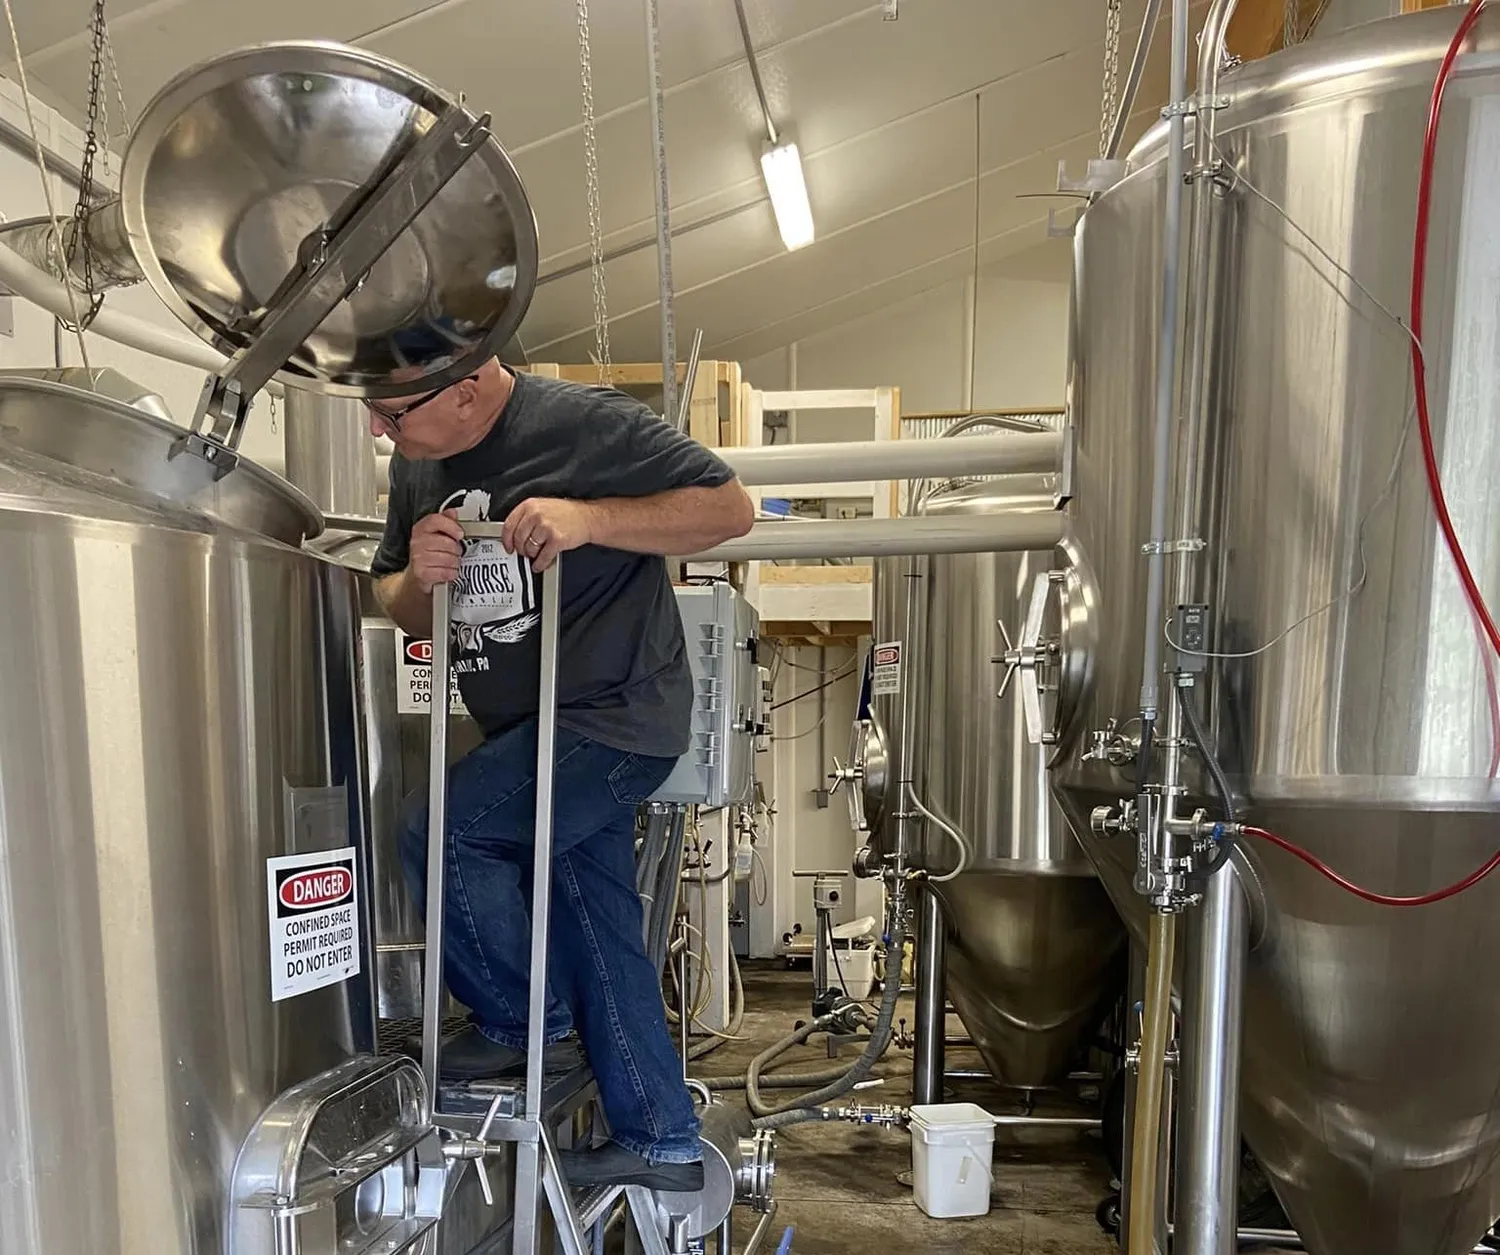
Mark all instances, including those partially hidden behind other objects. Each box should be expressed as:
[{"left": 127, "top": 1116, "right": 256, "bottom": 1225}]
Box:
[{"left": 365, "top": 357, "right": 513, "bottom": 459}]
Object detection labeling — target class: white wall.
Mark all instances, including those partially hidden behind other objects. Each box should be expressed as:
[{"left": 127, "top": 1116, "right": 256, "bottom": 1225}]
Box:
[
  {"left": 740, "top": 239, "right": 1073, "bottom": 954},
  {"left": 0, "top": 79, "right": 284, "bottom": 472},
  {"left": 743, "top": 239, "right": 1072, "bottom": 441}
]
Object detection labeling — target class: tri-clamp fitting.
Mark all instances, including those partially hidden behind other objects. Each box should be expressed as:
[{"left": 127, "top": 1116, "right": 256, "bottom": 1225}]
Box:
[{"left": 1090, "top": 790, "right": 1225, "bottom": 912}]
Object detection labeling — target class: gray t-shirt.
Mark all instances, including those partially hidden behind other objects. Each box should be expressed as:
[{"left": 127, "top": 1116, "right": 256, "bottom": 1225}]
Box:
[{"left": 371, "top": 371, "right": 735, "bottom": 757}]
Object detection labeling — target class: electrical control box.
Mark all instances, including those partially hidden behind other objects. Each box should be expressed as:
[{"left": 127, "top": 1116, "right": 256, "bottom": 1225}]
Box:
[
  {"left": 649, "top": 582, "right": 762, "bottom": 808},
  {"left": 1172, "top": 602, "right": 1210, "bottom": 675}
]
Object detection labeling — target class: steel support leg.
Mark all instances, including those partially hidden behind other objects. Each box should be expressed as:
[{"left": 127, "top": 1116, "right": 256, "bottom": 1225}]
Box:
[
  {"left": 515, "top": 561, "right": 566, "bottom": 1253},
  {"left": 912, "top": 885, "right": 947, "bottom": 1105},
  {"left": 420, "top": 581, "right": 454, "bottom": 1104},
  {"left": 1173, "top": 862, "right": 1249, "bottom": 1255}
]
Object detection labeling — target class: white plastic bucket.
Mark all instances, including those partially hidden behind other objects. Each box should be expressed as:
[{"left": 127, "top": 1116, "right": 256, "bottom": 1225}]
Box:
[
  {"left": 824, "top": 943, "right": 877, "bottom": 999},
  {"left": 908, "top": 1102, "right": 995, "bottom": 1218}
]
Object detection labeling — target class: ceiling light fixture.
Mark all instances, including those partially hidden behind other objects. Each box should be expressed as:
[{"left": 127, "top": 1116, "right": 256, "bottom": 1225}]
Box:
[
  {"left": 733, "top": 0, "right": 816, "bottom": 252},
  {"left": 760, "top": 142, "right": 815, "bottom": 251}
]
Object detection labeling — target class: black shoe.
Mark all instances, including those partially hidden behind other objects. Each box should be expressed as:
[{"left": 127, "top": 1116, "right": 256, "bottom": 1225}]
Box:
[
  {"left": 405, "top": 1025, "right": 585, "bottom": 1081},
  {"left": 557, "top": 1141, "right": 705, "bottom": 1192}
]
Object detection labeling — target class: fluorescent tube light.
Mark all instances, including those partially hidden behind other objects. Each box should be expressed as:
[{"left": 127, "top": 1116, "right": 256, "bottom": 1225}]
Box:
[{"left": 760, "top": 142, "right": 815, "bottom": 251}]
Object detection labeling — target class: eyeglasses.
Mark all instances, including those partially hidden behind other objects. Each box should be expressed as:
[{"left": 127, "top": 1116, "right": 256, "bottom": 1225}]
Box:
[{"left": 364, "top": 374, "right": 477, "bottom": 428}]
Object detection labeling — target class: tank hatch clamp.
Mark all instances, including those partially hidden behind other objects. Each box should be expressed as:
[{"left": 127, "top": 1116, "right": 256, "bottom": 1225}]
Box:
[{"left": 228, "top": 1054, "right": 451, "bottom": 1255}]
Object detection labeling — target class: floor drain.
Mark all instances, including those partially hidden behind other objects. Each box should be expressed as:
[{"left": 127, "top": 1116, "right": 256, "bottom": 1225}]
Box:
[{"left": 895, "top": 1169, "right": 914, "bottom": 1188}]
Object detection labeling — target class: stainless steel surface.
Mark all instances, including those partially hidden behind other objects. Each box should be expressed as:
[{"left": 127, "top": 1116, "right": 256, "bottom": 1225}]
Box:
[
  {"left": 692, "top": 513, "right": 1069, "bottom": 563},
  {"left": 892, "top": 478, "right": 1122, "bottom": 1088},
  {"left": 912, "top": 886, "right": 947, "bottom": 1105},
  {"left": 230, "top": 1055, "right": 443, "bottom": 1255},
  {"left": 642, "top": 0, "right": 678, "bottom": 427},
  {"left": 718, "top": 430, "right": 1063, "bottom": 485},
  {"left": 422, "top": 580, "right": 453, "bottom": 1103},
  {"left": 1173, "top": 863, "right": 1248, "bottom": 1255},
  {"left": 0, "top": 376, "right": 372, "bottom": 1255},
  {"left": 118, "top": 41, "right": 538, "bottom": 398},
  {"left": 308, "top": 535, "right": 480, "bottom": 1022},
  {"left": 285, "top": 390, "right": 380, "bottom": 517},
  {"left": 464, "top": 513, "right": 1070, "bottom": 563},
  {"left": 652, "top": 1103, "right": 749, "bottom": 1240},
  {"left": 1060, "top": 11, "right": 1500, "bottom": 1253},
  {"left": 516, "top": 561, "right": 564, "bottom": 1252},
  {"left": 0, "top": 372, "right": 321, "bottom": 543}
]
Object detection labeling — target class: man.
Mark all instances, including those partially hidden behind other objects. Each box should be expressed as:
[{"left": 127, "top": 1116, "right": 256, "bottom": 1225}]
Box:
[{"left": 367, "top": 358, "right": 754, "bottom": 1190}]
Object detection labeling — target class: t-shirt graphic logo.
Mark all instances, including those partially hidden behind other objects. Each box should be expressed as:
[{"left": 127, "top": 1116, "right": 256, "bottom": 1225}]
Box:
[{"left": 440, "top": 488, "right": 540, "bottom": 654}]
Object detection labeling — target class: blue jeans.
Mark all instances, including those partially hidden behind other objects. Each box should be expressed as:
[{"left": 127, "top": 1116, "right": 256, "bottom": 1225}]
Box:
[{"left": 400, "top": 720, "right": 702, "bottom": 1164}]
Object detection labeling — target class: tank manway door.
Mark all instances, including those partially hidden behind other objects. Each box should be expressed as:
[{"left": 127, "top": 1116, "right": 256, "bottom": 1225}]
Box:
[
  {"left": 229, "top": 1055, "right": 450, "bottom": 1255},
  {"left": 993, "top": 564, "right": 1096, "bottom": 753}
]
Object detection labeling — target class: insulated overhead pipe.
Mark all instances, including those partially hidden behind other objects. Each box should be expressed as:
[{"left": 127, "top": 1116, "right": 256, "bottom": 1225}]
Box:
[
  {"left": 0, "top": 240, "right": 287, "bottom": 394},
  {"left": 720, "top": 430, "right": 1062, "bottom": 485},
  {"left": 687, "top": 513, "right": 1068, "bottom": 564}
]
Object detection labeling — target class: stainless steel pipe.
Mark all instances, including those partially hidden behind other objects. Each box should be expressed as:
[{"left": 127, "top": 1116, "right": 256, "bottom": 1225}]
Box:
[
  {"left": 912, "top": 887, "right": 947, "bottom": 1105},
  {"left": 989, "top": 1115, "right": 1103, "bottom": 1130},
  {"left": 285, "top": 391, "right": 379, "bottom": 516},
  {"left": 691, "top": 513, "right": 1068, "bottom": 563},
  {"left": 721, "top": 430, "right": 1062, "bottom": 485},
  {"left": 1166, "top": 1225, "right": 1493, "bottom": 1254},
  {"left": 463, "top": 513, "right": 1067, "bottom": 563},
  {"left": 1173, "top": 863, "right": 1249, "bottom": 1255}
]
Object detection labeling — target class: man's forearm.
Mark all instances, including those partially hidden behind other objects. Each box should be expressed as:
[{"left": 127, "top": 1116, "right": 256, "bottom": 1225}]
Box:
[
  {"left": 375, "top": 568, "right": 435, "bottom": 638},
  {"left": 583, "top": 483, "right": 753, "bottom": 556}
]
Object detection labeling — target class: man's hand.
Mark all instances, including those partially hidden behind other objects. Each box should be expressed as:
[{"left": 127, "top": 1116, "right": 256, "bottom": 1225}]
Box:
[
  {"left": 409, "top": 509, "right": 465, "bottom": 593},
  {"left": 502, "top": 498, "right": 595, "bottom": 571}
]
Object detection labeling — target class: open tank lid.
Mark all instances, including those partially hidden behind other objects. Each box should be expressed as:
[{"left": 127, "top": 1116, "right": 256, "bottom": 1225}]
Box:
[
  {"left": 0, "top": 371, "right": 322, "bottom": 546},
  {"left": 118, "top": 40, "right": 539, "bottom": 400}
]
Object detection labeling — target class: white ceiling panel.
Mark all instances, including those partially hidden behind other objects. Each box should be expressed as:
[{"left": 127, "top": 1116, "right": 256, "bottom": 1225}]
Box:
[
  {"left": 19, "top": 0, "right": 435, "bottom": 117},
  {"left": 1, "top": 0, "right": 1198, "bottom": 359},
  {"left": 360, "top": 0, "right": 876, "bottom": 152}
]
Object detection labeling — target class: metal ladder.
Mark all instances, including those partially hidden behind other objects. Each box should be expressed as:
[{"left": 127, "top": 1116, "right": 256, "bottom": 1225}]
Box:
[{"left": 421, "top": 552, "right": 693, "bottom": 1255}]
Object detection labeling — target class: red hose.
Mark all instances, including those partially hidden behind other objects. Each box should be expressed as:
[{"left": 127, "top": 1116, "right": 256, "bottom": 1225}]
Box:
[
  {"left": 1242, "top": 826, "right": 1500, "bottom": 908},
  {"left": 1410, "top": 0, "right": 1500, "bottom": 661}
]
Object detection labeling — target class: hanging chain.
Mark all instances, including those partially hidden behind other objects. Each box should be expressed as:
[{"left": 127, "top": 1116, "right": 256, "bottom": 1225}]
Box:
[
  {"left": 1284, "top": 0, "right": 1300, "bottom": 48},
  {"left": 63, "top": 0, "right": 109, "bottom": 330},
  {"left": 269, "top": 390, "right": 278, "bottom": 434},
  {"left": 1098, "top": 0, "right": 1123, "bottom": 158},
  {"left": 99, "top": 19, "right": 129, "bottom": 182},
  {"left": 575, "top": 0, "right": 613, "bottom": 384}
]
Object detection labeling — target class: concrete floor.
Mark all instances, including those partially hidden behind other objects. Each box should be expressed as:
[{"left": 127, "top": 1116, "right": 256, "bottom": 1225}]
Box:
[{"left": 698, "top": 962, "right": 1120, "bottom": 1254}]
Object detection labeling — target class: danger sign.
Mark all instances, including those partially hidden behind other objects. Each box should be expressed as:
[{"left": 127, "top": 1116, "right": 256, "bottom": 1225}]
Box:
[
  {"left": 266, "top": 847, "right": 361, "bottom": 1002},
  {"left": 396, "top": 632, "right": 468, "bottom": 716},
  {"left": 871, "top": 640, "right": 902, "bottom": 696}
]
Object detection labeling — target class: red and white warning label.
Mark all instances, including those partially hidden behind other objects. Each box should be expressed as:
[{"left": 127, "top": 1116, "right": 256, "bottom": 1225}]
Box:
[
  {"left": 396, "top": 633, "right": 468, "bottom": 716},
  {"left": 266, "top": 847, "right": 360, "bottom": 1002},
  {"left": 871, "top": 641, "right": 902, "bottom": 696}
]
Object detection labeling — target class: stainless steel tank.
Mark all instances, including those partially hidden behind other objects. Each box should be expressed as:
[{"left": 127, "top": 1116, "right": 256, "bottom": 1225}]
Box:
[
  {"left": 1057, "top": 11, "right": 1500, "bottom": 1253},
  {"left": 865, "top": 475, "right": 1123, "bottom": 1087},
  {"left": 0, "top": 373, "right": 374, "bottom": 1254},
  {"left": 313, "top": 530, "right": 482, "bottom": 1021}
]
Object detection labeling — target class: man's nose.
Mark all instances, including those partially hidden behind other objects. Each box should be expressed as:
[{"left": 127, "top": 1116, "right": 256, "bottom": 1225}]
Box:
[{"left": 368, "top": 411, "right": 385, "bottom": 437}]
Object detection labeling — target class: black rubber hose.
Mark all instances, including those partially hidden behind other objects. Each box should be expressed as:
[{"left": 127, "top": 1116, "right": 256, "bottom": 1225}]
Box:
[
  {"left": 1180, "top": 690, "right": 1237, "bottom": 874},
  {"left": 745, "top": 912, "right": 909, "bottom": 1121}
]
